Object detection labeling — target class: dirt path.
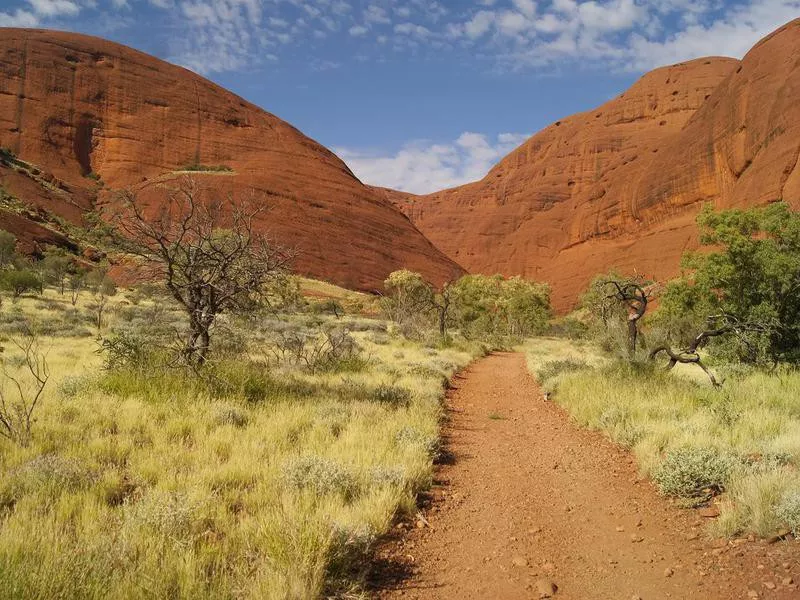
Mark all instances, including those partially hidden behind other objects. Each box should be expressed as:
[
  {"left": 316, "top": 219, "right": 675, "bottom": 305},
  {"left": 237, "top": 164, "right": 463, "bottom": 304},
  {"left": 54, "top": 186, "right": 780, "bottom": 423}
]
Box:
[{"left": 372, "top": 353, "right": 799, "bottom": 599}]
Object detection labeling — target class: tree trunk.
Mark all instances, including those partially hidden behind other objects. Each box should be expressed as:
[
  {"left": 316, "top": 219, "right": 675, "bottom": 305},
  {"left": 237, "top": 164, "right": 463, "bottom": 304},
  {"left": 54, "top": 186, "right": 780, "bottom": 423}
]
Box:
[{"left": 628, "top": 318, "right": 638, "bottom": 357}]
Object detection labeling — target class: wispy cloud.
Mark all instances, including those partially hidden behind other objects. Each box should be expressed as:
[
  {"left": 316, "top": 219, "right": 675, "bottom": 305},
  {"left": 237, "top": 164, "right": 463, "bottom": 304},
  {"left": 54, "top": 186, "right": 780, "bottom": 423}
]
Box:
[
  {"left": 337, "top": 132, "right": 530, "bottom": 194},
  {"left": 2, "top": 1, "right": 797, "bottom": 75}
]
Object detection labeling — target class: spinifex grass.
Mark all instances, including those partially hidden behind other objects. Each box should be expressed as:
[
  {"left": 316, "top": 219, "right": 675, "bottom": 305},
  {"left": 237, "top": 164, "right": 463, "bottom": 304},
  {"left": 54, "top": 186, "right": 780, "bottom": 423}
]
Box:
[
  {"left": 0, "top": 288, "right": 480, "bottom": 598},
  {"left": 526, "top": 337, "right": 800, "bottom": 538}
]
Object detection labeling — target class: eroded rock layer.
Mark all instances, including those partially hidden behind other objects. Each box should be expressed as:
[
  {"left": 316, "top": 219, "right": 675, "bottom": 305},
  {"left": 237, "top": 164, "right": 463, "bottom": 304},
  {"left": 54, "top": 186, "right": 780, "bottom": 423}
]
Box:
[
  {"left": 0, "top": 28, "right": 464, "bottom": 290},
  {"left": 392, "top": 19, "right": 800, "bottom": 311}
]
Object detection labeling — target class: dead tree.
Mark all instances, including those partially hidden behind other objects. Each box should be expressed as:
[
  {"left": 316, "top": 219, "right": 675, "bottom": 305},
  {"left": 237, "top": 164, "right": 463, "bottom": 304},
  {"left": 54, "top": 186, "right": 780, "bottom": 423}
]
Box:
[
  {"left": 649, "top": 314, "right": 769, "bottom": 387},
  {"left": 115, "top": 176, "right": 295, "bottom": 366},
  {"left": 0, "top": 330, "right": 49, "bottom": 446},
  {"left": 604, "top": 280, "right": 649, "bottom": 358}
]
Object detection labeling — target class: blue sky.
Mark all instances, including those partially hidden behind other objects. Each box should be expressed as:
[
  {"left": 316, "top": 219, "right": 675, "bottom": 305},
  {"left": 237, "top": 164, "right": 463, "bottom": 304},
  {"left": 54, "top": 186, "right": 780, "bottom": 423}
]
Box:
[{"left": 1, "top": 0, "right": 799, "bottom": 193}]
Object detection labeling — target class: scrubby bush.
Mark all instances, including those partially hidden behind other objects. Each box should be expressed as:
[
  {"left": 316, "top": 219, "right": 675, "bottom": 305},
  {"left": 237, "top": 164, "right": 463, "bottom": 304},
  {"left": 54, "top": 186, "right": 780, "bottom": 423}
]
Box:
[
  {"left": 0, "top": 229, "right": 18, "bottom": 267},
  {"left": 776, "top": 491, "right": 800, "bottom": 535},
  {"left": 282, "top": 456, "right": 360, "bottom": 500},
  {"left": 395, "top": 426, "right": 439, "bottom": 458},
  {"left": 58, "top": 375, "right": 92, "bottom": 399},
  {"left": 371, "top": 383, "right": 412, "bottom": 407},
  {"left": 652, "top": 447, "right": 738, "bottom": 498},
  {"left": 99, "top": 330, "right": 156, "bottom": 370},
  {"left": 123, "top": 488, "right": 208, "bottom": 542},
  {"left": 213, "top": 404, "right": 249, "bottom": 428},
  {"left": 269, "top": 326, "right": 365, "bottom": 373},
  {"left": 0, "top": 269, "right": 40, "bottom": 298},
  {"left": 383, "top": 270, "right": 551, "bottom": 343},
  {"left": 369, "top": 465, "right": 406, "bottom": 488},
  {"left": 1, "top": 455, "right": 92, "bottom": 508}
]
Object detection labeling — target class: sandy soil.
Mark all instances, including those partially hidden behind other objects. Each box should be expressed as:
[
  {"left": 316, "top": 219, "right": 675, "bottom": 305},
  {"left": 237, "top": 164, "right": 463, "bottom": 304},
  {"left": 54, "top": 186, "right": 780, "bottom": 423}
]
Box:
[{"left": 371, "top": 353, "right": 799, "bottom": 599}]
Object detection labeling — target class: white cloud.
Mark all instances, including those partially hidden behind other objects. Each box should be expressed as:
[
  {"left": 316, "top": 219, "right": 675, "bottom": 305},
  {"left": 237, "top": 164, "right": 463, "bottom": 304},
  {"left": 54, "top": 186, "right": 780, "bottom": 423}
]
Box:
[
  {"left": 438, "top": 0, "right": 800, "bottom": 72},
  {"left": 2, "top": 0, "right": 797, "bottom": 77},
  {"left": 337, "top": 132, "right": 530, "bottom": 194},
  {"left": 26, "top": 0, "right": 80, "bottom": 17},
  {"left": 464, "top": 10, "right": 495, "bottom": 38},
  {"left": 0, "top": 8, "right": 39, "bottom": 26},
  {"left": 364, "top": 4, "right": 390, "bottom": 24},
  {"left": 626, "top": 0, "right": 800, "bottom": 70},
  {"left": 512, "top": 0, "right": 537, "bottom": 17}
]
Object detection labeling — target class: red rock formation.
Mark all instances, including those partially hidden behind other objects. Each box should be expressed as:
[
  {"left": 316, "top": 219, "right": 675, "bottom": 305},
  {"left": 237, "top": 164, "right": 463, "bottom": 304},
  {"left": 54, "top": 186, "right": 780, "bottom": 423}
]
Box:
[
  {"left": 0, "top": 28, "right": 463, "bottom": 291},
  {"left": 393, "top": 19, "right": 800, "bottom": 312}
]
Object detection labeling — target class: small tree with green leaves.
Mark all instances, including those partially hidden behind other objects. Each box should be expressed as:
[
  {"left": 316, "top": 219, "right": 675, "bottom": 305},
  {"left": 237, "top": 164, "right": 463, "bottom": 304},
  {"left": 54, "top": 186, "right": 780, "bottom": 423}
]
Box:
[
  {"left": 85, "top": 268, "right": 117, "bottom": 331},
  {"left": 657, "top": 203, "right": 800, "bottom": 365},
  {"left": 68, "top": 270, "right": 86, "bottom": 306},
  {"left": 382, "top": 269, "right": 438, "bottom": 337},
  {"left": 41, "top": 247, "right": 74, "bottom": 295},
  {"left": 0, "top": 230, "right": 17, "bottom": 267},
  {"left": 0, "top": 269, "right": 41, "bottom": 299}
]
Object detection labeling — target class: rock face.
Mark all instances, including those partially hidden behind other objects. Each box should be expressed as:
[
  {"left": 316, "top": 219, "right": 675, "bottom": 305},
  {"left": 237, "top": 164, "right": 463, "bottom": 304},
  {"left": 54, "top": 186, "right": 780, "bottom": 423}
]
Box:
[
  {"left": 0, "top": 28, "right": 464, "bottom": 290},
  {"left": 392, "top": 19, "right": 800, "bottom": 311}
]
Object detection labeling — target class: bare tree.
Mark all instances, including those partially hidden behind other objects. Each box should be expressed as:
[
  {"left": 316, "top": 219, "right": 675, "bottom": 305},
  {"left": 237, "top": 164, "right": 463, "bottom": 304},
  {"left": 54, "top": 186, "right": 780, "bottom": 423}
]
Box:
[
  {"left": 604, "top": 280, "right": 649, "bottom": 358},
  {"left": 115, "top": 176, "right": 294, "bottom": 365},
  {"left": 0, "top": 330, "right": 49, "bottom": 446},
  {"left": 649, "top": 314, "right": 770, "bottom": 387}
]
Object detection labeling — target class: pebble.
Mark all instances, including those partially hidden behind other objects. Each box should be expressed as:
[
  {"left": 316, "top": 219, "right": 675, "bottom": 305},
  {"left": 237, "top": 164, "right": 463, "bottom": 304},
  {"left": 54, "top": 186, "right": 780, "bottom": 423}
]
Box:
[
  {"left": 664, "top": 567, "right": 674, "bottom": 578},
  {"left": 616, "top": 526, "right": 625, "bottom": 532},
  {"left": 630, "top": 534, "right": 644, "bottom": 543},
  {"left": 511, "top": 555, "right": 529, "bottom": 568},
  {"left": 766, "top": 529, "right": 791, "bottom": 544},
  {"left": 535, "top": 579, "right": 557, "bottom": 598},
  {"left": 782, "top": 577, "right": 794, "bottom": 586},
  {"left": 763, "top": 582, "right": 776, "bottom": 590},
  {"left": 747, "top": 591, "right": 759, "bottom": 598},
  {"left": 698, "top": 506, "right": 720, "bottom": 518}
]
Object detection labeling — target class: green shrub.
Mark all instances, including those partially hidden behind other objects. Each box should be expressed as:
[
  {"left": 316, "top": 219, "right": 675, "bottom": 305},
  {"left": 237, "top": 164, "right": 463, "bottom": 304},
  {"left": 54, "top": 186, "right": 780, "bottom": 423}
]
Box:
[
  {"left": 775, "top": 491, "right": 800, "bottom": 535},
  {"left": 0, "top": 269, "right": 40, "bottom": 297},
  {"left": 282, "top": 456, "right": 360, "bottom": 500},
  {"left": 371, "top": 384, "right": 411, "bottom": 407},
  {"left": 180, "top": 163, "right": 233, "bottom": 173},
  {"left": 58, "top": 375, "right": 92, "bottom": 399},
  {"left": 1, "top": 455, "right": 93, "bottom": 508},
  {"left": 99, "top": 331, "right": 155, "bottom": 370},
  {"left": 652, "top": 447, "right": 738, "bottom": 498},
  {"left": 123, "top": 489, "right": 208, "bottom": 542},
  {"left": 395, "top": 426, "right": 439, "bottom": 458},
  {"left": 369, "top": 466, "right": 406, "bottom": 488}
]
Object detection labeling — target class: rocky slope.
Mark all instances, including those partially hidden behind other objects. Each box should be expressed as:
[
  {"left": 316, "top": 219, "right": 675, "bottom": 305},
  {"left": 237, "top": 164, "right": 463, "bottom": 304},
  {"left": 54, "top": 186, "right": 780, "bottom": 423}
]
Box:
[
  {"left": 392, "top": 19, "right": 800, "bottom": 311},
  {"left": 0, "top": 28, "right": 463, "bottom": 290}
]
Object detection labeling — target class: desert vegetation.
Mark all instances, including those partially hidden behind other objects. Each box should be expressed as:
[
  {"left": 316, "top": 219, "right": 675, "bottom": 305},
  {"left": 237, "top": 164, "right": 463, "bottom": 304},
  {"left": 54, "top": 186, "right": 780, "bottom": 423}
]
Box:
[
  {"left": 529, "top": 203, "right": 800, "bottom": 539},
  {"left": 382, "top": 269, "right": 551, "bottom": 344},
  {"left": 0, "top": 176, "right": 549, "bottom": 598}
]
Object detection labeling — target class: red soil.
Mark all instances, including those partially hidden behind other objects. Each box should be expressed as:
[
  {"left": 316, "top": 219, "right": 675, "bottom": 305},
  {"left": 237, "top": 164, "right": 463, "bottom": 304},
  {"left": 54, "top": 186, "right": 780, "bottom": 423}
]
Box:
[{"left": 372, "top": 353, "right": 800, "bottom": 599}]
